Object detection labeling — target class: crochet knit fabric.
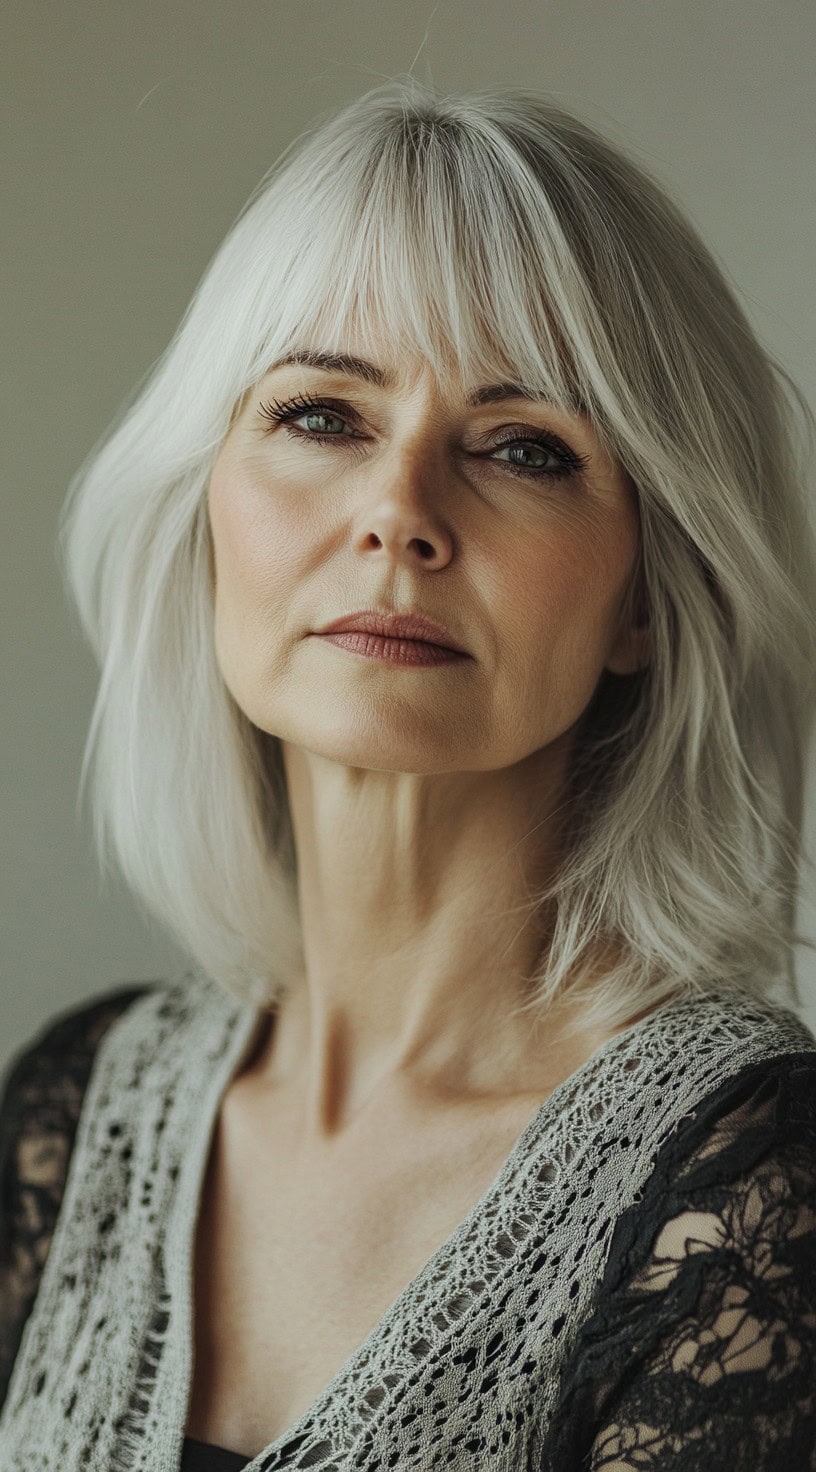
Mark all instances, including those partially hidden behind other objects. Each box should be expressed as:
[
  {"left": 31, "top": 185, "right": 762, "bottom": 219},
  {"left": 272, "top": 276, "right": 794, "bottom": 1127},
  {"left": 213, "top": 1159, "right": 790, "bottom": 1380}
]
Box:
[{"left": 1, "top": 976, "right": 815, "bottom": 1470}]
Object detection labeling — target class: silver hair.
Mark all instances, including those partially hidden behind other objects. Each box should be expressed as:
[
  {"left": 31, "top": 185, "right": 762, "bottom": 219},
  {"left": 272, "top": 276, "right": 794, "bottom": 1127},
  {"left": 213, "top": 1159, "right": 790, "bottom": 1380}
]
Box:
[{"left": 57, "top": 77, "right": 816, "bottom": 1036}]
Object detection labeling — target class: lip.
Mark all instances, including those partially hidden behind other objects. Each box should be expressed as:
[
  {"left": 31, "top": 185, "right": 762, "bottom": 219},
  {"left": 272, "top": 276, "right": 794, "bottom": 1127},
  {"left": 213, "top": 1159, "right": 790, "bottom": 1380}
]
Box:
[{"left": 314, "top": 609, "right": 470, "bottom": 655}]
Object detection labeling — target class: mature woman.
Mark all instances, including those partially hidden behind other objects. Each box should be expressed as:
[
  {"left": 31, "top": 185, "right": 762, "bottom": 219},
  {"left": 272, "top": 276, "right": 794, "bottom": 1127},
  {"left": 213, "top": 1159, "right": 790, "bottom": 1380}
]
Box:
[{"left": 1, "top": 79, "right": 815, "bottom": 1472}]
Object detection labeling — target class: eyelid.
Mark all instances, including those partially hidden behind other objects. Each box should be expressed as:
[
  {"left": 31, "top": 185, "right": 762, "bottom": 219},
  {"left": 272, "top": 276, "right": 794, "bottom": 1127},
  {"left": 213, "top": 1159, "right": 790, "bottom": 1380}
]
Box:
[
  {"left": 257, "top": 389, "right": 585, "bottom": 449},
  {"left": 255, "top": 393, "right": 594, "bottom": 487}
]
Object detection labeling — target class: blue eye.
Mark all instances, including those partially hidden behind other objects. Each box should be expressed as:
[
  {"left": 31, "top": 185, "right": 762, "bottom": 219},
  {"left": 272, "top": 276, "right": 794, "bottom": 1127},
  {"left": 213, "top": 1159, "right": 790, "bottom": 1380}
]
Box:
[{"left": 256, "top": 393, "right": 590, "bottom": 482}]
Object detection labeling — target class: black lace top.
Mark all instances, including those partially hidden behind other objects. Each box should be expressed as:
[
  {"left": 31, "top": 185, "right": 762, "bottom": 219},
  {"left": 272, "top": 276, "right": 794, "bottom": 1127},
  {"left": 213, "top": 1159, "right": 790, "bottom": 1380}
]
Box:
[{"left": 1, "top": 984, "right": 816, "bottom": 1470}]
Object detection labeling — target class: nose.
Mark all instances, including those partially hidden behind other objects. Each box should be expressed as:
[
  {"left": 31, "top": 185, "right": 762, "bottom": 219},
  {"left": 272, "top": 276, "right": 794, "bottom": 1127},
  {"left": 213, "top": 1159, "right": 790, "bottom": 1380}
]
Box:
[{"left": 351, "top": 442, "right": 455, "bottom": 570}]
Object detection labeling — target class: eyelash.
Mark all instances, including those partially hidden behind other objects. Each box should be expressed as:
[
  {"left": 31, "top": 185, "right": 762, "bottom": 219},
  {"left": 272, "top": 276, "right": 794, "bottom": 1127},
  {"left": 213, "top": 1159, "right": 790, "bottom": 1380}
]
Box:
[{"left": 256, "top": 394, "right": 590, "bottom": 483}]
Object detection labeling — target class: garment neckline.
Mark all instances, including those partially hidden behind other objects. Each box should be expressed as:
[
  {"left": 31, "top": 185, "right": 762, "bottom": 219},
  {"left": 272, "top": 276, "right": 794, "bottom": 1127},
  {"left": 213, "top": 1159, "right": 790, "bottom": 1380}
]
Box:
[{"left": 178, "top": 980, "right": 702, "bottom": 1469}]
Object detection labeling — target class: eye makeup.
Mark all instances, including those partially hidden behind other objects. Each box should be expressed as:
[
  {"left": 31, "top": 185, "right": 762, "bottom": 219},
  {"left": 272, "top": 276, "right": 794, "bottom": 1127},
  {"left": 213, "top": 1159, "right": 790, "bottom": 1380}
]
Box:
[{"left": 256, "top": 393, "right": 591, "bottom": 484}]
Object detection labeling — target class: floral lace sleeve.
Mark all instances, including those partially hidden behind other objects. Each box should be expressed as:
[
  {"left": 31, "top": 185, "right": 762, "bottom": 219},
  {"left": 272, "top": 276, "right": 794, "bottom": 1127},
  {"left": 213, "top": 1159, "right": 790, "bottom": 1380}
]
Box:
[
  {"left": 542, "top": 1050, "right": 816, "bottom": 1470},
  {"left": 0, "top": 984, "right": 155, "bottom": 1412}
]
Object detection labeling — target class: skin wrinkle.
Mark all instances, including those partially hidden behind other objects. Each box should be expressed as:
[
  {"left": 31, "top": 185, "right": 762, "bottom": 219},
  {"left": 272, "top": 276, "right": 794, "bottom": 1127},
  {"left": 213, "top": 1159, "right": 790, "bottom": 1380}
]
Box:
[{"left": 205, "top": 332, "right": 652, "bottom": 1149}]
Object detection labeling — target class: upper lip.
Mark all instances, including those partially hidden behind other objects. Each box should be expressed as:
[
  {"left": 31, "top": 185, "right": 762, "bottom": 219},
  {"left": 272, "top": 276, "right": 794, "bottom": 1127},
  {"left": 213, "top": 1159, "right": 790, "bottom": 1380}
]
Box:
[{"left": 315, "top": 609, "right": 469, "bottom": 654}]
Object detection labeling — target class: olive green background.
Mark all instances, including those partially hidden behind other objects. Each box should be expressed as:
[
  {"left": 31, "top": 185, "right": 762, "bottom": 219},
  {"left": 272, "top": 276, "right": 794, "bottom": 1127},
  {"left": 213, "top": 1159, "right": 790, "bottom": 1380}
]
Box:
[{"left": 2, "top": 0, "right": 815, "bottom": 1075}]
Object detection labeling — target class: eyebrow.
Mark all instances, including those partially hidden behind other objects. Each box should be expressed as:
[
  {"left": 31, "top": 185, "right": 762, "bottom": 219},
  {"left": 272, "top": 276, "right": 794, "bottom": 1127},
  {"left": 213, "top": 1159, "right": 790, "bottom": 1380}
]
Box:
[{"left": 265, "top": 349, "right": 569, "bottom": 411}]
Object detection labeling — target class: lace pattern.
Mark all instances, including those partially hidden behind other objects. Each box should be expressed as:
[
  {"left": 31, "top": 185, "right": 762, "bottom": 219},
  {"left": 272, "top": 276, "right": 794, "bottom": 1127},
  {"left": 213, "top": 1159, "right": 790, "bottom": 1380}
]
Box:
[
  {"left": 0, "top": 980, "right": 815, "bottom": 1471},
  {"left": 0, "top": 986, "right": 153, "bottom": 1405},
  {"left": 543, "top": 1053, "right": 816, "bottom": 1469}
]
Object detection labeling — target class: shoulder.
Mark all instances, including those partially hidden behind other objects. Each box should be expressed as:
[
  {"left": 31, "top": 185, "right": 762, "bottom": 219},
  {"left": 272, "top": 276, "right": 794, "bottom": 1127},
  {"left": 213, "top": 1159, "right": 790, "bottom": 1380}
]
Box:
[
  {"left": 598, "top": 1045, "right": 816, "bottom": 1305},
  {"left": 544, "top": 1047, "right": 816, "bottom": 1469},
  {"left": 0, "top": 982, "right": 158, "bottom": 1134},
  {"left": 0, "top": 982, "right": 157, "bottom": 1413},
  {"left": 0, "top": 982, "right": 160, "bottom": 1229}
]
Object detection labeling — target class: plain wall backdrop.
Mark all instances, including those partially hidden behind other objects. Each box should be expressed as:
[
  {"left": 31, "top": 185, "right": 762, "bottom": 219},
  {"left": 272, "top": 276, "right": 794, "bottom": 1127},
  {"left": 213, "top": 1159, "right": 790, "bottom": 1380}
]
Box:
[{"left": 2, "top": 0, "right": 816, "bottom": 1079}]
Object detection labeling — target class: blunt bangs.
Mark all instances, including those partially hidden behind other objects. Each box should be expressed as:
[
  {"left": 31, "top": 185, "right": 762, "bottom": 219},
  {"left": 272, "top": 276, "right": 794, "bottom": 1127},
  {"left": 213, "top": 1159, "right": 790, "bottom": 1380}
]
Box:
[{"left": 55, "top": 76, "right": 816, "bottom": 1028}]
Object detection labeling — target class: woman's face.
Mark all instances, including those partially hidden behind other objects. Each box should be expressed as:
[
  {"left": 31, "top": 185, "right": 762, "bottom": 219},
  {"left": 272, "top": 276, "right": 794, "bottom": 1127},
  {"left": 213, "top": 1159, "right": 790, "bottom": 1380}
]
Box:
[{"left": 206, "top": 341, "right": 647, "bottom": 776}]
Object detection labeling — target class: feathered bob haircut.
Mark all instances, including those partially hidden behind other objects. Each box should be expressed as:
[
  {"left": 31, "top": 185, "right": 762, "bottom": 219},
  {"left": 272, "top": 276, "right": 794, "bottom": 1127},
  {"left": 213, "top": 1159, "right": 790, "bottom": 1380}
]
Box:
[{"left": 57, "top": 77, "right": 816, "bottom": 1037}]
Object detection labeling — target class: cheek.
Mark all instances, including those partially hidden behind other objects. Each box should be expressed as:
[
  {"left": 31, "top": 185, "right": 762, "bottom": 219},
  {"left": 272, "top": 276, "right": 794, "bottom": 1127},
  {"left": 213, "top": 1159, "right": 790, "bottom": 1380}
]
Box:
[
  {"left": 208, "top": 455, "right": 305, "bottom": 605},
  {"left": 501, "top": 524, "right": 612, "bottom": 645},
  {"left": 500, "top": 521, "right": 635, "bottom": 697},
  {"left": 206, "top": 458, "right": 313, "bottom": 704}
]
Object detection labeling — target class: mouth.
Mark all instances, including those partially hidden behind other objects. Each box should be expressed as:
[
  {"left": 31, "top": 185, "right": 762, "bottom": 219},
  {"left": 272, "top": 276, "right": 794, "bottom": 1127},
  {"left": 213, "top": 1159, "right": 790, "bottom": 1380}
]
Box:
[
  {"left": 315, "top": 609, "right": 469, "bottom": 655},
  {"left": 313, "top": 630, "right": 469, "bottom": 666}
]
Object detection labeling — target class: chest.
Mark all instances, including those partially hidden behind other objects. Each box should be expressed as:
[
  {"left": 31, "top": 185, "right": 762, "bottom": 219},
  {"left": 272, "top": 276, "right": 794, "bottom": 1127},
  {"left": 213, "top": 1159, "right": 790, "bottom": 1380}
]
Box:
[{"left": 184, "top": 1088, "right": 547, "bottom": 1460}]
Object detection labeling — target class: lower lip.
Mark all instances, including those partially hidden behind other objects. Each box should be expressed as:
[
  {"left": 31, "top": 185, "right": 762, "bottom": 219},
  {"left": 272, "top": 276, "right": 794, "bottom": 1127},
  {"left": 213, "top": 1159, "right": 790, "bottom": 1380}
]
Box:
[{"left": 315, "top": 632, "right": 468, "bottom": 666}]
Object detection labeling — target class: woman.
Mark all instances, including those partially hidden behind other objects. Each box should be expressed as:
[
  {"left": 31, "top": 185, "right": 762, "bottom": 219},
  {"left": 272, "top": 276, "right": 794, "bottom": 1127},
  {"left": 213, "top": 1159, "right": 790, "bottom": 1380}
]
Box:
[{"left": 1, "top": 78, "right": 815, "bottom": 1471}]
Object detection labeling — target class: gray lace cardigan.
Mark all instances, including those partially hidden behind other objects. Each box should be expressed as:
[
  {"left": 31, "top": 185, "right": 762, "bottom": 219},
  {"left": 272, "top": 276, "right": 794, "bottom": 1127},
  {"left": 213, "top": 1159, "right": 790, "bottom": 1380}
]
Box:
[{"left": 0, "top": 971, "right": 815, "bottom": 1471}]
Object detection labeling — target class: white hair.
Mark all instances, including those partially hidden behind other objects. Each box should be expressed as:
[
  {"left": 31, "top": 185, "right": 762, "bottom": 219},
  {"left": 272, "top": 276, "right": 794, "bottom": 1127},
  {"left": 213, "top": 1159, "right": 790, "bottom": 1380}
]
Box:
[{"left": 57, "top": 76, "right": 816, "bottom": 1037}]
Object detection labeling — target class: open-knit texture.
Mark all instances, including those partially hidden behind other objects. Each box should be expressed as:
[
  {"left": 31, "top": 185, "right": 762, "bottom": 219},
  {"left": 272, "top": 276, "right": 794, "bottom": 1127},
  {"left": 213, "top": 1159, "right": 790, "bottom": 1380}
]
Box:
[{"left": 0, "top": 973, "right": 815, "bottom": 1470}]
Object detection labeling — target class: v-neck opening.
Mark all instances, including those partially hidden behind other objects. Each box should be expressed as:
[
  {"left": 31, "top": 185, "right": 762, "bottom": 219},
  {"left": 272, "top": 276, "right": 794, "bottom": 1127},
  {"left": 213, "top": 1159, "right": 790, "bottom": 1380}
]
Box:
[{"left": 181, "top": 982, "right": 696, "bottom": 1469}]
